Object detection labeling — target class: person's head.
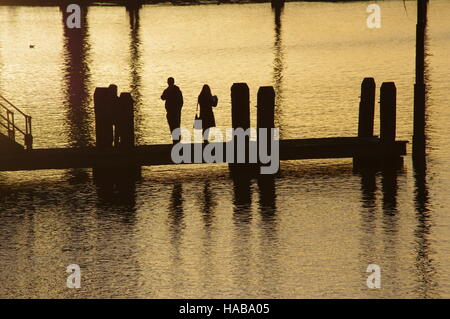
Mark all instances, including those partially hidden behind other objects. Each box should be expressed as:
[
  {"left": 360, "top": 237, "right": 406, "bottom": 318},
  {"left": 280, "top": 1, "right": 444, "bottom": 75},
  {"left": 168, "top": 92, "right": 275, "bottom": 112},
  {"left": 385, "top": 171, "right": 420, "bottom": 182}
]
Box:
[
  {"left": 167, "top": 77, "right": 175, "bottom": 86},
  {"left": 200, "top": 84, "right": 211, "bottom": 96}
]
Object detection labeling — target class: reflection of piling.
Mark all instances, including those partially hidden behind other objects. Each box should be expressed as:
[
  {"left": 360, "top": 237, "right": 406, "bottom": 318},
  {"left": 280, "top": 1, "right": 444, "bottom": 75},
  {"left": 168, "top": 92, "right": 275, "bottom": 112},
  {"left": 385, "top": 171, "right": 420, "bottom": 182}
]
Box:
[
  {"left": 231, "top": 173, "right": 253, "bottom": 224},
  {"left": 358, "top": 78, "right": 376, "bottom": 138},
  {"left": 413, "top": 0, "right": 428, "bottom": 152},
  {"left": 257, "top": 175, "right": 276, "bottom": 221}
]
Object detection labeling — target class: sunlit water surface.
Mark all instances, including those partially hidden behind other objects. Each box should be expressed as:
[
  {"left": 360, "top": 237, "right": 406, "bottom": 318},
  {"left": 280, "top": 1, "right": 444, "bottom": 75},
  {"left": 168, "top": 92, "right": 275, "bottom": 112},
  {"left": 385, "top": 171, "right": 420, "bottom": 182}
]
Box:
[{"left": 0, "top": 1, "right": 449, "bottom": 298}]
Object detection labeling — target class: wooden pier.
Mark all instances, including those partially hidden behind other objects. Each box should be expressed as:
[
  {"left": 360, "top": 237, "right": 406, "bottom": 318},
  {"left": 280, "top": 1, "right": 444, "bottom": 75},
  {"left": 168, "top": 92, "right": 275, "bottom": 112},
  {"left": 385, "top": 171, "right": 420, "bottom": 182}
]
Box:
[
  {"left": 0, "top": 138, "right": 407, "bottom": 172},
  {"left": 0, "top": 79, "right": 408, "bottom": 174}
]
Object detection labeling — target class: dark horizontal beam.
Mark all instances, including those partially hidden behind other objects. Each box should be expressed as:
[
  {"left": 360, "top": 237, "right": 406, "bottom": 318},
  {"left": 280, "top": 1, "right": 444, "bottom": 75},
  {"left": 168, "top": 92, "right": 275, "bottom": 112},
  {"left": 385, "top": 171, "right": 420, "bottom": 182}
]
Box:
[{"left": 0, "top": 137, "right": 407, "bottom": 172}]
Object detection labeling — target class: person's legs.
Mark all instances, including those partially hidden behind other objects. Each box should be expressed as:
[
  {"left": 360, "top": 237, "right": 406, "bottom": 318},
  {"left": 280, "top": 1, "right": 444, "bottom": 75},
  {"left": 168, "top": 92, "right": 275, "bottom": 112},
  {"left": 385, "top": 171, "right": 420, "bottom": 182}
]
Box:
[
  {"left": 167, "top": 113, "right": 175, "bottom": 140},
  {"left": 167, "top": 112, "right": 182, "bottom": 144},
  {"left": 203, "top": 128, "right": 210, "bottom": 143}
]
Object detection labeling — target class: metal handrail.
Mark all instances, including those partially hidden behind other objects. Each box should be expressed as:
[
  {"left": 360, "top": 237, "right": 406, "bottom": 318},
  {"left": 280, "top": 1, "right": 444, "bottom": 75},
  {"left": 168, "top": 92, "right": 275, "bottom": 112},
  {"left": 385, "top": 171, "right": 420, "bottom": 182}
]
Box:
[
  {"left": 0, "top": 96, "right": 33, "bottom": 149},
  {"left": 0, "top": 113, "right": 26, "bottom": 136},
  {"left": 0, "top": 95, "right": 28, "bottom": 118}
]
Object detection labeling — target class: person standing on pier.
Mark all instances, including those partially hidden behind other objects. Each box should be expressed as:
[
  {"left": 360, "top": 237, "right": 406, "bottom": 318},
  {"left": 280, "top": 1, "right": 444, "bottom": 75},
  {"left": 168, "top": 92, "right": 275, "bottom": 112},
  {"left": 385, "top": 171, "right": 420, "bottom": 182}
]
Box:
[
  {"left": 198, "top": 84, "right": 218, "bottom": 142},
  {"left": 161, "top": 77, "right": 184, "bottom": 142}
]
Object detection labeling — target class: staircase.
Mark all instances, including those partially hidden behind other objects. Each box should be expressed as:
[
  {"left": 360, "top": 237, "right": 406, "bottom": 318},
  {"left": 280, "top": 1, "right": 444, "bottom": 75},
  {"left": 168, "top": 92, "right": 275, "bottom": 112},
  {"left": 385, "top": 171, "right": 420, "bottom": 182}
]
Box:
[{"left": 0, "top": 95, "right": 33, "bottom": 152}]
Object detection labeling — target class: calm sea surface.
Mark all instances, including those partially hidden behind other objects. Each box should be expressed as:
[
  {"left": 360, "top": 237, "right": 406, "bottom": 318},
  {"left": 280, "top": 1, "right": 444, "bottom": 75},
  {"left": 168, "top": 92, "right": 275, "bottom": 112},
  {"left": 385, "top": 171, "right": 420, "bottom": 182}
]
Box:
[{"left": 0, "top": 0, "right": 449, "bottom": 298}]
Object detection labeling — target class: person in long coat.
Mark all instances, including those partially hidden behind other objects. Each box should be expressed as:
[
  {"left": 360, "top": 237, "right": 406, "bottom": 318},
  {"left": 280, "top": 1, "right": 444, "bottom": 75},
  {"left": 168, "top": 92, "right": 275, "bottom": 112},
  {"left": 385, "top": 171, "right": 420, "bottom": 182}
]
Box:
[
  {"left": 198, "top": 84, "right": 218, "bottom": 141},
  {"left": 161, "top": 77, "right": 183, "bottom": 143}
]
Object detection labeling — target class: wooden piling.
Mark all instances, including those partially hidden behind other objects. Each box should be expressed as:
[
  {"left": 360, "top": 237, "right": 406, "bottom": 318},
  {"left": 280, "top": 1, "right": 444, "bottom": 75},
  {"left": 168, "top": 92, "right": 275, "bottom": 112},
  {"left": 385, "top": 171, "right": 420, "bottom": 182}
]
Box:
[
  {"left": 231, "top": 83, "right": 250, "bottom": 130},
  {"left": 117, "top": 92, "right": 135, "bottom": 149},
  {"left": 230, "top": 83, "right": 251, "bottom": 172},
  {"left": 271, "top": 0, "right": 285, "bottom": 9},
  {"left": 358, "top": 78, "right": 376, "bottom": 138},
  {"left": 257, "top": 86, "right": 277, "bottom": 170},
  {"left": 93, "top": 87, "right": 114, "bottom": 149},
  {"left": 413, "top": 0, "right": 428, "bottom": 152},
  {"left": 257, "top": 86, "right": 275, "bottom": 133},
  {"left": 380, "top": 82, "right": 396, "bottom": 143}
]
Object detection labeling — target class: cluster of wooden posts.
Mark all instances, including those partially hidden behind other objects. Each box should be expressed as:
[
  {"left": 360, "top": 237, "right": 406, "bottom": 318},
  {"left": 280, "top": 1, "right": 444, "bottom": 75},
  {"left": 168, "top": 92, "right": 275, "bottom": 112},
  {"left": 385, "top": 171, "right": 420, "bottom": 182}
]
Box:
[
  {"left": 358, "top": 78, "right": 396, "bottom": 141},
  {"left": 93, "top": 85, "right": 135, "bottom": 149},
  {"left": 355, "top": 77, "right": 402, "bottom": 168}
]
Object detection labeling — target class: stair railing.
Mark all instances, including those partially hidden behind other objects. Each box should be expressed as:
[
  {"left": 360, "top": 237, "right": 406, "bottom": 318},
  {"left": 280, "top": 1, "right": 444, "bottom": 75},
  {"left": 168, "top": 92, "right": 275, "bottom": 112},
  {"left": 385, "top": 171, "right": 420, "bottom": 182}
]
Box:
[{"left": 0, "top": 95, "right": 33, "bottom": 150}]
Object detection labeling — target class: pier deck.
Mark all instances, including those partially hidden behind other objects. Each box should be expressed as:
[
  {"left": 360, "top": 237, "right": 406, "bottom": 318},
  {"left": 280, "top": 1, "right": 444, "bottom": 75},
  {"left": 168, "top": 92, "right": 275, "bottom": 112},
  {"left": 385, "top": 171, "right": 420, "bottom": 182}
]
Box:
[{"left": 0, "top": 137, "right": 407, "bottom": 172}]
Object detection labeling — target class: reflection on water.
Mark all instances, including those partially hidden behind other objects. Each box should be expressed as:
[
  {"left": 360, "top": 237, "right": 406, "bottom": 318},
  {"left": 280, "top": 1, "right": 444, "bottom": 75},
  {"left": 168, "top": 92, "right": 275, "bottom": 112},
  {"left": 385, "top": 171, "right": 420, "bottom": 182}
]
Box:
[
  {"left": 413, "top": 151, "right": 437, "bottom": 298},
  {"left": 127, "top": 4, "right": 144, "bottom": 145},
  {"left": 61, "top": 4, "right": 93, "bottom": 148},
  {"left": 272, "top": 4, "right": 285, "bottom": 138},
  {"left": 0, "top": 1, "right": 450, "bottom": 298}
]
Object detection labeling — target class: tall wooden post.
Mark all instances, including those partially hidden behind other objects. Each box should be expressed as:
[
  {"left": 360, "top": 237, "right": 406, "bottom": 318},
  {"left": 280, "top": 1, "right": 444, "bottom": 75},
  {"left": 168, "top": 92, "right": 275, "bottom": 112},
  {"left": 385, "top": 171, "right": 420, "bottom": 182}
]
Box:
[
  {"left": 358, "top": 78, "right": 376, "bottom": 138},
  {"left": 118, "top": 92, "right": 135, "bottom": 149},
  {"left": 413, "top": 0, "right": 428, "bottom": 151},
  {"left": 271, "top": 0, "right": 285, "bottom": 9},
  {"left": 257, "top": 86, "right": 277, "bottom": 171},
  {"left": 380, "top": 82, "right": 397, "bottom": 143},
  {"left": 93, "top": 87, "right": 114, "bottom": 149},
  {"left": 257, "top": 86, "right": 275, "bottom": 135},
  {"left": 230, "top": 83, "right": 251, "bottom": 173},
  {"left": 354, "top": 78, "right": 376, "bottom": 170},
  {"left": 231, "top": 83, "right": 250, "bottom": 130}
]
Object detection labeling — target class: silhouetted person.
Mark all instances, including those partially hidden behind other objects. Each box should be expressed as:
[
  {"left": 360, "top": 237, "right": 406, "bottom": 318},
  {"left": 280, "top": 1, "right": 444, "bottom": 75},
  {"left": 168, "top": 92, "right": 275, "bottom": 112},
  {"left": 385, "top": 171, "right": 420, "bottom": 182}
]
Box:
[
  {"left": 161, "top": 77, "right": 183, "bottom": 142},
  {"left": 198, "top": 84, "right": 218, "bottom": 141}
]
